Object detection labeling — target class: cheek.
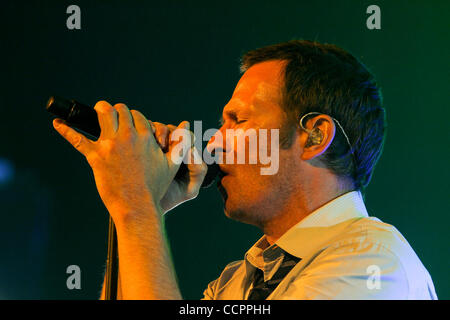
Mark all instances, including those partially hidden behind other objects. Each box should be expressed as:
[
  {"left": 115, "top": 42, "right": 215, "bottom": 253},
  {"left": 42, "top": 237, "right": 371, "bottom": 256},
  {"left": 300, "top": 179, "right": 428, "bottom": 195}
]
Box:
[
  {"left": 228, "top": 128, "right": 277, "bottom": 165},
  {"left": 236, "top": 130, "right": 259, "bottom": 164},
  {"left": 230, "top": 167, "right": 274, "bottom": 200}
]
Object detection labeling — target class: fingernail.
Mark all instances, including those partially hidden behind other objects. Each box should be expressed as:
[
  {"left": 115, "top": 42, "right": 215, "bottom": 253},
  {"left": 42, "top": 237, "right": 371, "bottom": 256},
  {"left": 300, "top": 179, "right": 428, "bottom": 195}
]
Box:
[{"left": 53, "top": 119, "right": 61, "bottom": 128}]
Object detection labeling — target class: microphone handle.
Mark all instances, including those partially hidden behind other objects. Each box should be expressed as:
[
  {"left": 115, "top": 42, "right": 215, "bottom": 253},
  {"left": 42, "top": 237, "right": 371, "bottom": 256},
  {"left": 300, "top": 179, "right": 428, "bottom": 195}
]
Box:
[{"left": 46, "top": 96, "right": 218, "bottom": 188}]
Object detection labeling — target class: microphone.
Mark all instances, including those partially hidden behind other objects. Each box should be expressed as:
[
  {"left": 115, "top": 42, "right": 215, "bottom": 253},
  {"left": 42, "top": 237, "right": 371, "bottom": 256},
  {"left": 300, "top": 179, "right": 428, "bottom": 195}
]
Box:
[{"left": 46, "top": 96, "right": 219, "bottom": 188}]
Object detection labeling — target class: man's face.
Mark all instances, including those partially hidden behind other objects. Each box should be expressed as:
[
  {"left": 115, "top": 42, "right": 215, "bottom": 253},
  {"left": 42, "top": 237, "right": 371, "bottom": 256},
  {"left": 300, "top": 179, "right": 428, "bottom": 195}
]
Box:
[{"left": 207, "top": 60, "right": 303, "bottom": 227}]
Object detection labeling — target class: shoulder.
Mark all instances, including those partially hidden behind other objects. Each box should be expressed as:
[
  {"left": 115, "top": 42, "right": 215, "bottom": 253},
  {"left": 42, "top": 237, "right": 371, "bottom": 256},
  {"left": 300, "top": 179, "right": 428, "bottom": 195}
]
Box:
[
  {"left": 341, "top": 217, "right": 422, "bottom": 262},
  {"left": 319, "top": 217, "right": 436, "bottom": 299},
  {"left": 327, "top": 217, "right": 429, "bottom": 271},
  {"left": 280, "top": 217, "right": 436, "bottom": 299}
]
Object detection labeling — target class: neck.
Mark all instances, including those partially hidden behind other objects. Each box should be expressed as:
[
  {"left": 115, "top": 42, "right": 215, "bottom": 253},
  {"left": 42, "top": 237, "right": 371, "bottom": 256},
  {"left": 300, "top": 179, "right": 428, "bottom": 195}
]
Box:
[{"left": 264, "top": 174, "right": 354, "bottom": 246}]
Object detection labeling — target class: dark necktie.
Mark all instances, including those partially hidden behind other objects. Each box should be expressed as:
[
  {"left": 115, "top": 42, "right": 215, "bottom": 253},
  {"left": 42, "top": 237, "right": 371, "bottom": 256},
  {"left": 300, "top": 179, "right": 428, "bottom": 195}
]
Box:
[{"left": 247, "top": 253, "right": 301, "bottom": 300}]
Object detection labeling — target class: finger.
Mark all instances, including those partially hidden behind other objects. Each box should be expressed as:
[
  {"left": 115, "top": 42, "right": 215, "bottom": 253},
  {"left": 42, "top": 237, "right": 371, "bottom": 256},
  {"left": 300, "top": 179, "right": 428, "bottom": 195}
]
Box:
[
  {"left": 186, "top": 145, "right": 207, "bottom": 177},
  {"left": 166, "top": 121, "right": 192, "bottom": 173},
  {"left": 53, "top": 118, "right": 94, "bottom": 156},
  {"left": 183, "top": 146, "right": 208, "bottom": 199},
  {"left": 128, "top": 110, "right": 161, "bottom": 152},
  {"left": 168, "top": 123, "right": 195, "bottom": 149},
  {"left": 167, "top": 123, "right": 192, "bottom": 146},
  {"left": 130, "top": 110, "right": 151, "bottom": 136},
  {"left": 167, "top": 124, "right": 177, "bottom": 132},
  {"left": 152, "top": 122, "right": 170, "bottom": 151},
  {"left": 94, "top": 101, "right": 118, "bottom": 139},
  {"left": 114, "top": 103, "right": 135, "bottom": 134}
]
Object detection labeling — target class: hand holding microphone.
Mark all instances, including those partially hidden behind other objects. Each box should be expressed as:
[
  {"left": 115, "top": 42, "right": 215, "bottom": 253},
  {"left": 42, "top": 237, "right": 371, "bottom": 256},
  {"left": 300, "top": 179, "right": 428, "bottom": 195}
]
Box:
[
  {"left": 47, "top": 97, "right": 218, "bottom": 219},
  {"left": 151, "top": 121, "right": 210, "bottom": 213},
  {"left": 46, "top": 96, "right": 219, "bottom": 187}
]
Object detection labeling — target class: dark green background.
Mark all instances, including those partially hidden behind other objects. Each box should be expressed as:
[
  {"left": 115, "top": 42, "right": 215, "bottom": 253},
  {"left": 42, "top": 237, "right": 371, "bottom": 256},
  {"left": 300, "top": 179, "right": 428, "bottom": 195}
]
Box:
[{"left": 0, "top": 0, "right": 448, "bottom": 299}]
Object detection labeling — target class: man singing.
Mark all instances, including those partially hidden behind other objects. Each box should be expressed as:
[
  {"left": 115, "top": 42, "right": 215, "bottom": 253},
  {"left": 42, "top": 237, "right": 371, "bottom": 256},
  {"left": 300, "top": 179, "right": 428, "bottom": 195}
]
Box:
[{"left": 53, "top": 40, "right": 437, "bottom": 299}]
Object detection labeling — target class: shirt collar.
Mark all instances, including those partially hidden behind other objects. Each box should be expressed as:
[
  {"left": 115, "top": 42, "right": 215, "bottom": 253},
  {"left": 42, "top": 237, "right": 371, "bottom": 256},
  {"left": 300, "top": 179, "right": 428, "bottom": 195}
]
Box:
[
  {"left": 244, "top": 237, "right": 286, "bottom": 281},
  {"left": 275, "top": 190, "right": 369, "bottom": 259}
]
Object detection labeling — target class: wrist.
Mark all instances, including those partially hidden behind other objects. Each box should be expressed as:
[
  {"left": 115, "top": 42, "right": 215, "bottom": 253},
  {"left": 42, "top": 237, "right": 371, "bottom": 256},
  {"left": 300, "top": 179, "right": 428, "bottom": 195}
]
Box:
[{"left": 107, "top": 191, "right": 163, "bottom": 229}]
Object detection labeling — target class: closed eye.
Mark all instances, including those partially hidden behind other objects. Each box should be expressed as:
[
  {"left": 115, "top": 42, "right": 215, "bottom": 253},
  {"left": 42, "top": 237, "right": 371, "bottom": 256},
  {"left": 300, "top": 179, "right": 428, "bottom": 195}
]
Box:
[{"left": 219, "top": 109, "right": 248, "bottom": 126}]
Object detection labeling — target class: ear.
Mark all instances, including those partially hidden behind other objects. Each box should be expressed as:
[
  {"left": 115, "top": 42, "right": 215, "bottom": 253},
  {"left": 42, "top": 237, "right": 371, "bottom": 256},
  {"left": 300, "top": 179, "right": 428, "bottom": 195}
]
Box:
[{"left": 300, "top": 114, "right": 336, "bottom": 161}]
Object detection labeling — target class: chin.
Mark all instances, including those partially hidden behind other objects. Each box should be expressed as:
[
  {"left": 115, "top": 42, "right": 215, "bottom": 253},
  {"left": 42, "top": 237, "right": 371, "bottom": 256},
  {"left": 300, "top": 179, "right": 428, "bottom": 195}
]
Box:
[{"left": 223, "top": 200, "right": 259, "bottom": 226}]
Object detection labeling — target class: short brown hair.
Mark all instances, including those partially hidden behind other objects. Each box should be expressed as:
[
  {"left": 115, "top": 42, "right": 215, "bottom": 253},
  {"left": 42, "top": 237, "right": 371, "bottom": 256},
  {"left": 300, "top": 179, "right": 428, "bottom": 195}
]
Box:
[{"left": 240, "top": 40, "right": 386, "bottom": 191}]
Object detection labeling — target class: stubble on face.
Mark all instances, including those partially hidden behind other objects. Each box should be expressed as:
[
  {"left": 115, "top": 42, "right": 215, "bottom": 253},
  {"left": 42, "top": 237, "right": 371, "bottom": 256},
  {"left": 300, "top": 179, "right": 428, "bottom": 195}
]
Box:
[{"left": 216, "top": 60, "right": 302, "bottom": 229}]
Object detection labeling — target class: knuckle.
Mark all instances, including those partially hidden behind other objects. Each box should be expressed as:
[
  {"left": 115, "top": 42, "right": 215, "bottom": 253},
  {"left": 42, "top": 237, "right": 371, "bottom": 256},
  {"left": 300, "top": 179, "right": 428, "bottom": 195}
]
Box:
[
  {"left": 103, "top": 139, "right": 123, "bottom": 156},
  {"left": 103, "top": 139, "right": 116, "bottom": 152},
  {"left": 94, "top": 100, "right": 112, "bottom": 113},
  {"left": 130, "top": 109, "right": 141, "bottom": 116},
  {"left": 113, "top": 103, "right": 128, "bottom": 112},
  {"left": 130, "top": 110, "right": 147, "bottom": 123},
  {"left": 72, "top": 135, "right": 83, "bottom": 150},
  {"left": 121, "top": 130, "right": 137, "bottom": 143}
]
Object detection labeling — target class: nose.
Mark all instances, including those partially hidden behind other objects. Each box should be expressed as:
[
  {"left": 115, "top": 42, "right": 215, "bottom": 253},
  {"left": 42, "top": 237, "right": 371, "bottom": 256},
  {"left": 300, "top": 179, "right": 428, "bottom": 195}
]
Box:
[{"left": 206, "top": 128, "right": 225, "bottom": 156}]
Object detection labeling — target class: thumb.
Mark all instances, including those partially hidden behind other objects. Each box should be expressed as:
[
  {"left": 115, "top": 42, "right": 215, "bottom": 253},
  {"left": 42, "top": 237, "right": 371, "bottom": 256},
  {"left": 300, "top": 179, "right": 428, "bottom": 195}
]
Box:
[
  {"left": 166, "top": 121, "right": 192, "bottom": 172},
  {"left": 53, "top": 118, "right": 94, "bottom": 156}
]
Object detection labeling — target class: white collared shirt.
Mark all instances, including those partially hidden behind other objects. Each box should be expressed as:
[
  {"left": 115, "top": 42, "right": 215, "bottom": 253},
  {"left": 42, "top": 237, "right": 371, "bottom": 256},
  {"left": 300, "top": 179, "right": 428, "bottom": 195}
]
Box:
[{"left": 202, "top": 191, "right": 437, "bottom": 300}]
